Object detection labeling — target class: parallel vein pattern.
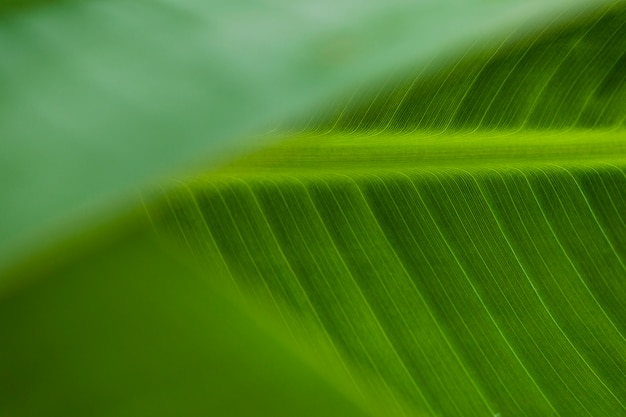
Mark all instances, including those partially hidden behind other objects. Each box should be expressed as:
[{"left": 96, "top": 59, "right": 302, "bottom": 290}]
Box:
[
  {"left": 296, "top": 2, "right": 626, "bottom": 133},
  {"left": 150, "top": 160, "right": 626, "bottom": 417},
  {"left": 148, "top": 3, "right": 626, "bottom": 417}
]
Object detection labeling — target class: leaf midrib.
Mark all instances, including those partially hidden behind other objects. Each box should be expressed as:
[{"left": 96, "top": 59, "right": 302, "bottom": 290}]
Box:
[{"left": 213, "top": 129, "right": 626, "bottom": 175}]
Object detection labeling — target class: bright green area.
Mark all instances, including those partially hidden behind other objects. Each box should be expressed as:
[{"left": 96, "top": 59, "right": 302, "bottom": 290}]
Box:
[
  {"left": 221, "top": 130, "right": 626, "bottom": 174},
  {"left": 152, "top": 146, "right": 626, "bottom": 417}
]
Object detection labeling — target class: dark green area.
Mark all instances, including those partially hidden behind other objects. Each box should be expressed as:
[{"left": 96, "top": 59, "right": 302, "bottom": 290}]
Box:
[
  {"left": 313, "top": 2, "right": 626, "bottom": 131},
  {"left": 0, "top": 224, "right": 373, "bottom": 417}
]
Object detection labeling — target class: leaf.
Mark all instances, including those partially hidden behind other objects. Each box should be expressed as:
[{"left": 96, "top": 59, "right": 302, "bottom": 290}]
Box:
[
  {"left": 0, "top": 0, "right": 602, "bottom": 274},
  {"left": 2, "top": 1, "right": 625, "bottom": 417},
  {"left": 147, "top": 3, "right": 626, "bottom": 417}
]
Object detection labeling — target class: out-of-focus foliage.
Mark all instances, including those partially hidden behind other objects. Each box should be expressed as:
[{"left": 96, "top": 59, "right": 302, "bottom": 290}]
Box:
[
  {"left": 0, "top": 216, "right": 375, "bottom": 417},
  {"left": 0, "top": 0, "right": 599, "bottom": 274}
]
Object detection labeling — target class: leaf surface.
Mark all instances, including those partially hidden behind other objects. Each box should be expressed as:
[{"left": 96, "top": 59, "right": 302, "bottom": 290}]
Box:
[
  {"left": 2, "top": 1, "right": 626, "bottom": 417},
  {"left": 148, "top": 4, "right": 626, "bottom": 416}
]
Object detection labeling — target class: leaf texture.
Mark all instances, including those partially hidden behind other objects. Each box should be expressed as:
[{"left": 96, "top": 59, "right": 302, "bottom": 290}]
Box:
[{"left": 149, "top": 3, "right": 626, "bottom": 417}]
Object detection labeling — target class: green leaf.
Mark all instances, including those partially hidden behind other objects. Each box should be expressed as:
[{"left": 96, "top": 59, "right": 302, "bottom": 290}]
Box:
[
  {"left": 147, "top": 4, "right": 626, "bottom": 417},
  {"left": 2, "top": 1, "right": 626, "bottom": 417}
]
